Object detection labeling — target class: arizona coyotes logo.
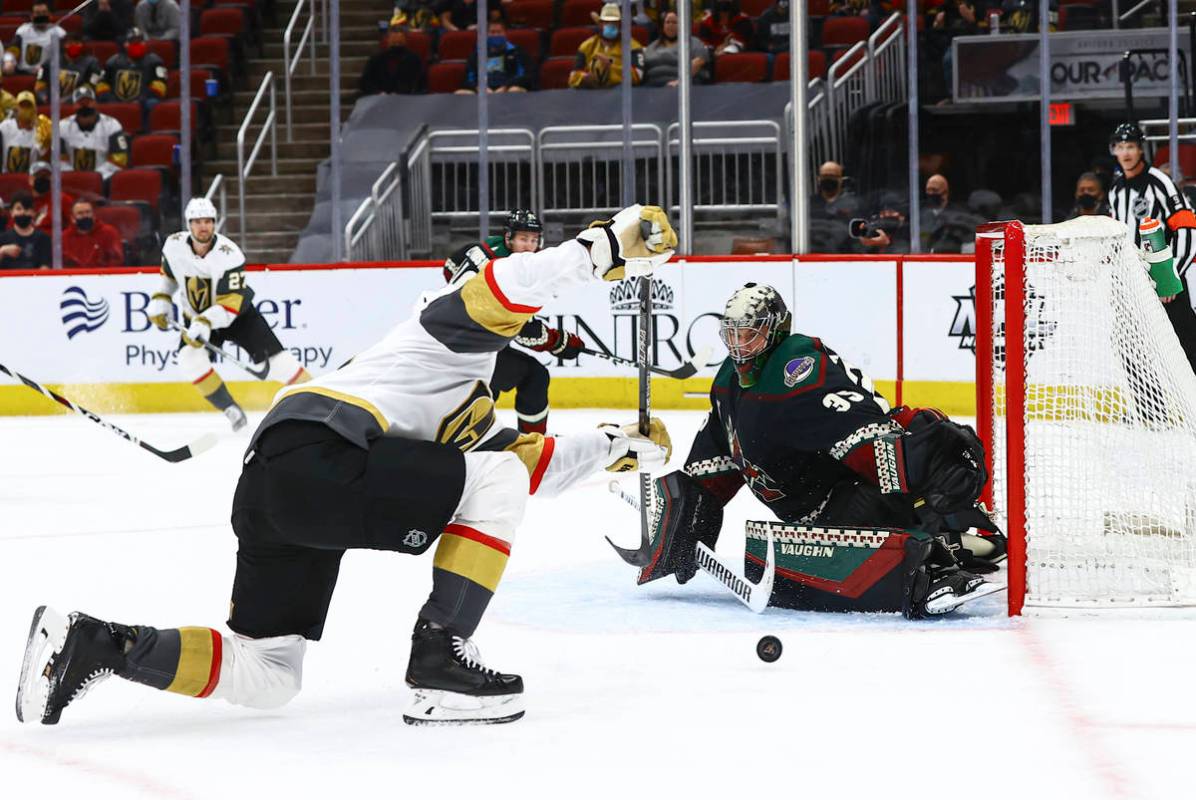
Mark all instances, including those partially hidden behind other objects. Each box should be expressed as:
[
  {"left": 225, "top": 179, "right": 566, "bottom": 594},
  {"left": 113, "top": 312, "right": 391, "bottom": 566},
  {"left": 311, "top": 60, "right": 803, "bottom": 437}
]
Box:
[
  {"left": 724, "top": 417, "right": 787, "bottom": 503},
  {"left": 24, "top": 44, "right": 42, "bottom": 66},
  {"left": 115, "top": 69, "right": 143, "bottom": 100},
  {"left": 186, "top": 276, "right": 212, "bottom": 312},
  {"left": 5, "top": 145, "right": 31, "bottom": 174},
  {"left": 72, "top": 148, "right": 97, "bottom": 171},
  {"left": 436, "top": 381, "right": 496, "bottom": 451}
]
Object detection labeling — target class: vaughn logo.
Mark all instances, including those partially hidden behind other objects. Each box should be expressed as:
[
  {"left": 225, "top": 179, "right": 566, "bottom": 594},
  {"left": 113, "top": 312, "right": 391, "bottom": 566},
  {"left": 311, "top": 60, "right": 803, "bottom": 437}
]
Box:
[
  {"left": 60, "top": 286, "right": 110, "bottom": 339},
  {"left": 949, "top": 286, "right": 976, "bottom": 352},
  {"left": 608, "top": 278, "right": 675, "bottom": 313}
]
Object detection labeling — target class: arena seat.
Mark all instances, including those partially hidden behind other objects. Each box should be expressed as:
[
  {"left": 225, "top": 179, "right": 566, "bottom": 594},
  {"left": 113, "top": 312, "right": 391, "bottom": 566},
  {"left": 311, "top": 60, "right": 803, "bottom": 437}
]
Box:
[
  {"left": 438, "top": 30, "right": 477, "bottom": 62},
  {"left": 0, "top": 172, "right": 28, "bottom": 203},
  {"left": 1153, "top": 144, "right": 1196, "bottom": 179},
  {"left": 130, "top": 134, "right": 179, "bottom": 170},
  {"left": 821, "top": 17, "right": 870, "bottom": 50},
  {"left": 52, "top": 13, "right": 82, "bottom": 35},
  {"left": 84, "top": 41, "right": 119, "bottom": 65},
  {"left": 505, "top": 27, "right": 542, "bottom": 65},
  {"left": 148, "top": 100, "right": 199, "bottom": 135},
  {"left": 102, "top": 103, "right": 144, "bottom": 135},
  {"left": 3, "top": 0, "right": 32, "bottom": 12},
  {"left": 402, "top": 29, "right": 432, "bottom": 64},
  {"left": 560, "top": 0, "right": 604, "bottom": 27},
  {"left": 108, "top": 168, "right": 164, "bottom": 213},
  {"left": 427, "top": 62, "right": 467, "bottom": 94},
  {"left": 0, "top": 19, "right": 20, "bottom": 44},
  {"left": 146, "top": 39, "right": 177, "bottom": 69},
  {"left": 190, "top": 36, "right": 231, "bottom": 75},
  {"left": 739, "top": 0, "right": 773, "bottom": 16},
  {"left": 199, "top": 7, "right": 247, "bottom": 38},
  {"left": 166, "top": 69, "right": 215, "bottom": 101},
  {"left": 61, "top": 171, "right": 104, "bottom": 201},
  {"left": 550, "top": 27, "right": 594, "bottom": 58},
  {"left": 538, "top": 57, "right": 576, "bottom": 90},
  {"left": 5, "top": 74, "right": 34, "bottom": 96},
  {"left": 831, "top": 46, "right": 866, "bottom": 72},
  {"left": 714, "top": 52, "right": 768, "bottom": 84},
  {"left": 771, "top": 51, "right": 828, "bottom": 81},
  {"left": 506, "top": 0, "right": 554, "bottom": 29},
  {"left": 95, "top": 203, "right": 143, "bottom": 243}
]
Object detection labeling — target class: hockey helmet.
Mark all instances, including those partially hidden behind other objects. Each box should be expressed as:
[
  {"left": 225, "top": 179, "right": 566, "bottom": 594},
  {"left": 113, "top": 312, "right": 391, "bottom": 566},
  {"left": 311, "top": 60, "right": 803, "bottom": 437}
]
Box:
[
  {"left": 185, "top": 197, "right": 219, "bottom": 223},
  {"left": 504, "top": 208, "right": 542, "bottom": 250},
  {"left": 1109, "top": 122, "right": 1146, "bottom": 152},
  {"left": 719, "top": 283, "right": 792, "bottom": 387},
  {"left": 125, "top": 27, "right": 147, "bottom": 43}
]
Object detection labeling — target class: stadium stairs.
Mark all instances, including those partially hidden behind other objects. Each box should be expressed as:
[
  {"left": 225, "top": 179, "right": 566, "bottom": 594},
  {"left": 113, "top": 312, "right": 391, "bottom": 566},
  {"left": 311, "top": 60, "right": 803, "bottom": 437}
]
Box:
[{"left": 209, "top": 0, "right": 377, "bottom": 263}]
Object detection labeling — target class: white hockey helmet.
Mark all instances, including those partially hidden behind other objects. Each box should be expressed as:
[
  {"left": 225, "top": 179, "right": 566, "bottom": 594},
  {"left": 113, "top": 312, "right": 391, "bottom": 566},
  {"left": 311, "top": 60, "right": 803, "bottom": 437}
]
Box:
[{"left": 184, "top": 197, "right": 219, "bottom": 223}]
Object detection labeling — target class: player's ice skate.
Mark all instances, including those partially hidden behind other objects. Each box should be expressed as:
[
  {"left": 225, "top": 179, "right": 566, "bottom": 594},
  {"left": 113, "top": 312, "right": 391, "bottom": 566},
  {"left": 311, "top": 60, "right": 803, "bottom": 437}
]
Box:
[
  {"left": 921, "top": 570, "right": 1006, "bottom": 616},
  {"left": 16, "top": 607, "right": 129, "bottom": 725},
  {"left": 403, "top": 620, "right": 524, "bottom": 726},
  {"left": 223, "top": 404, "right": 248, "bottom": 432}
]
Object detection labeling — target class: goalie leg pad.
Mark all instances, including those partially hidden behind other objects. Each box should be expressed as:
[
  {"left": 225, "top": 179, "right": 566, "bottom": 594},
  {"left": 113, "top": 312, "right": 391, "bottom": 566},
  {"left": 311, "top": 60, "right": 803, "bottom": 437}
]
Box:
[{"left": 636, "top": 471, "right": 724, "bottom": 585}]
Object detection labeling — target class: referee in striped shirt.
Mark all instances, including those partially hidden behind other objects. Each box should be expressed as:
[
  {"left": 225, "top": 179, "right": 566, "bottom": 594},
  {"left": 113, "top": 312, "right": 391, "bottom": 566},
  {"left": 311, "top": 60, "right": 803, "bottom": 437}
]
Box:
[{"left": 1108, "top": 122, "right": 1196, "bottom": 374}]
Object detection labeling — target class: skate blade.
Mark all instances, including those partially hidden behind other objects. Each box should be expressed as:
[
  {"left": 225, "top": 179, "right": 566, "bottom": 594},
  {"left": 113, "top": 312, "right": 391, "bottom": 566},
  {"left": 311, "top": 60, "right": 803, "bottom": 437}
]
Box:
[
  {"left": 402, "top": 688, "right": 525, "bottom": 726},
  {"left": 925, "top": 581, "right": 1007, "bottom": 615},
  {"left": 15, "top": 606, "right": 68, "bottom": 724}
]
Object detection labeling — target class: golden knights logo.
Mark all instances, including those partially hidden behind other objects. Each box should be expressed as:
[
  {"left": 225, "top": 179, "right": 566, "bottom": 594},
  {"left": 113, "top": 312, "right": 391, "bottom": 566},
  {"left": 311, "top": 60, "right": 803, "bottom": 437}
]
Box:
[
  {"left": 948, "top": 285, "right": 976, "bottom": 352},
  {"left": 72, "top": 148, "right": 97, "bottom": 171},
  {"left": 186, "top": 276, "right": 212, "bottom": 312},
  {"left": 724, "top": 417, "right": 786, "bottom": 503},
  {"left": 608, "top": 277, "right": 675, "bottom": 313},
  {"left": 59, "top": 69, "right": 79, "bottom": 93},
  {"left": 5, "top": 145, "right": 31, "bottom": 174},
  {"left": 115, "top": 69, "right": 143, "bottom": 100},
  {"left": 24, "top": 44, "right": 42, "bottom": 66}
]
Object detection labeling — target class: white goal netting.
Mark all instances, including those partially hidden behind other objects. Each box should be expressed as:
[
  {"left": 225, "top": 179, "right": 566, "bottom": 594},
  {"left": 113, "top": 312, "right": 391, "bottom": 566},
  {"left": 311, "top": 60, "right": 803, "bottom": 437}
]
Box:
[{"left": 985, "top": 216, "right": 1196, "bottom": 607}]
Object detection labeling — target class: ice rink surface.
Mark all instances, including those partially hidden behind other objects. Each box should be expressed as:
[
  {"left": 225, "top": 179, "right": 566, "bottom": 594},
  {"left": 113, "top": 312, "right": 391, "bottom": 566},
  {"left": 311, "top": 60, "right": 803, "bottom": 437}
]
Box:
[{"left": 1, "top": 407, "right": 1194, "bottom": 799}]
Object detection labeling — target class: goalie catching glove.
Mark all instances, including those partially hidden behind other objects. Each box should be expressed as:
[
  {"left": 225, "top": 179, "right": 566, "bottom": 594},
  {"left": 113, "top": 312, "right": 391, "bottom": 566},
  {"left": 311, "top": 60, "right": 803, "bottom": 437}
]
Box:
[
  {"left": 576, "top": 204, "right": 677, "bottom": 281},
  {"left": 600, "top": 418, "right": 672, "bottom": 473}
]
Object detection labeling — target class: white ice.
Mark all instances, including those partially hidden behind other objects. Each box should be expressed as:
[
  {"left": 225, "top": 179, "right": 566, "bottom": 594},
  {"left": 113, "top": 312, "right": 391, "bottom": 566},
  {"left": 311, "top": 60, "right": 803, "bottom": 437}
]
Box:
[{"left": 1, "top": 408, "right": 1194, "bottom": 800}]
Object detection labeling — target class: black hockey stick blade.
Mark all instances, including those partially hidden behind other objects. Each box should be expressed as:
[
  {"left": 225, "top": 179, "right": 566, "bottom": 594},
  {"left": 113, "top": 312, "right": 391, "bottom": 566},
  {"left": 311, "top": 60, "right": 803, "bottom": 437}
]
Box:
[
  {"left": 606, "top": 480, "right": 655, "bottom": 566},
  {"left": 142, "top": 432, "right": 219, "bottom": 463}
]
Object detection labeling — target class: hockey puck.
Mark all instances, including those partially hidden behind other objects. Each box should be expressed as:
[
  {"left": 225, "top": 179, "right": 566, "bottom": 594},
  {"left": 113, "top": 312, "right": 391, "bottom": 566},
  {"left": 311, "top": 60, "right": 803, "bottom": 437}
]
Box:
[{"left": 756, "top": 635, "right": 782, "bottom": 663}]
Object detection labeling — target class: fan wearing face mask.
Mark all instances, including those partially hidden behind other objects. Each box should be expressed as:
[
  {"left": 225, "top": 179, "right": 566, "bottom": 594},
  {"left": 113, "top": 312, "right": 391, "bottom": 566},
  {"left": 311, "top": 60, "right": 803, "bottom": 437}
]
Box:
[
  {"left": 61, "top": 86, "right": 129, "bottom": 180},
  {"left": 133, "top": 0, "right": 181, "bottom": 41},
  {"left": 0, "top": 92, "right": 51, "bottom": 174},
  {"left": 1067, "top": 172, "right": 1109, "bottom": 219},
  {"left": 754, "top": 0, "right": 791, "bottom": 55},
  {"left": 96, "top": 27, "right": 168, "bottom": 113},
  {"left": 34, "top": 32, "right": 103, "bottom": 104},
  {"left": 568, "top": 2, "right": 645, "bottom": 90},
  {"left": 5, "top": 2, "right": 66, "bottom": 76},
  {"left": 27, "top": 161, "right": 75, "bottom": 234}
]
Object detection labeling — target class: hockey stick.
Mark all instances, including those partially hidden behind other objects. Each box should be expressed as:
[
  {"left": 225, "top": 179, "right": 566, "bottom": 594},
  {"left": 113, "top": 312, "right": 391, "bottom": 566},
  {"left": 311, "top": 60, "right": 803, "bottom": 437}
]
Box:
[
  {"left": 168, "top": 320, "right": 271, "bottom": 380},
  {"left": 580, "top": 345, "right": 713, "bottom": 380},
  {"left": 608, "top": 481, "right": 775, "bottom": 612},
  {"left": 0, "top": 362, "right": 218, "bottom": 463}
]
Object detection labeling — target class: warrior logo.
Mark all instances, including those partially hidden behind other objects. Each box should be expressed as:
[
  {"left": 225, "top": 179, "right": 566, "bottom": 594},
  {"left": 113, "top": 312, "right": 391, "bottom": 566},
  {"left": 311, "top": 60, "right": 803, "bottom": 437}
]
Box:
[
  {"left": 115, "top": 69, "right": 143, "bottom": 101},
  {"left": 949, "top": 286, "right": 976, "bottom": 352},
  {"left": 403, "top": 529, "right": 428, "bottom": 549},
  {"left": 60, "top": 286, "right": 110, "bottom": 339}
]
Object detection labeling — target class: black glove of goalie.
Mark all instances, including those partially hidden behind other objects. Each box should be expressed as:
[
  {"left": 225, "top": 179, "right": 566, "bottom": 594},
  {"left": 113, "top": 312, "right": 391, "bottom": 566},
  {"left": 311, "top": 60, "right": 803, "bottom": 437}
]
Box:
[{"left": 902, "top": 418, "right": 988, "bottom": 515}]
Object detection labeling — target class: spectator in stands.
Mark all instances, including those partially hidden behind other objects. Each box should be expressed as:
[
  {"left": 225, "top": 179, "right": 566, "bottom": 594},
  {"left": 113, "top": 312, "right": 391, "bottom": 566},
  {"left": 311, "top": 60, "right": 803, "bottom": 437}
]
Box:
[
  {"left": 920, "top": 173, "right": 978, "bottom": 253},
  {"left": 63, "top": 198, "right": 124, "bottom": 267},
  {"left": 754, "top": 0, "right": 791, "bottom": 55},
  {"left": 643, "top": 0, "right": 705, "bottom": 29},
  {"left": 391, "top": 0, "right": 441, "bottom": 31},
  {"left": 28, "top": 161, "right": 76, "bottom": 234},
  {"left": 569, "top": 3, "right": 645, "bottom": 89},
  {"left": 35, "top": 31, "right": 104, "bottom": 104},
  {"left": 83, "top": 0, "right": 134, "bottom": 42},
  {"left": 438, "top": 0, "right": 481, "bottom": 31},
  {"left": 697, "top": 0, "right": 753, "bottom": 56},
  {"left": 0, "top": 74, "right": 17, "bottom": 117},
  {"left": 1067, "top": 171, "right": 1110, "bottom": 219},
  {"left": 0, "top": 193, "right": 51, "bottom": 270},
  {"left": 995, "top": 0, "right": 1057, "bottom": 33},
  {"left": 62, "top": 86, "right": 130, "bottom": 179},
  {"left": 359, "top": 25, "right": 425, "bottom": 96},
  {"left": 457, "top": 17, "right": 530, "bottom": 94},
  {"left": 830, "top": 0, "right": 888, "bottom": 29},
  {"left": 133, "top": 0, "right": 181, "bottom": 42},
  {"left": 0, "top": 92, "right": 50, "bottom": 174},
  {"left": 5, "top": 3, "right": 67, "bottom": 76},
  {"left": 98, "top": 27, "right": 168, "bottom": 120},
  {"left": 642, "top": 11, "right": 710, "bottom": 87},
  {"left": 927, "top": 0, "right": 978, "bottom": 96},
  {"left": 810, "top": 161, "right": 859, "bottom": 219}
]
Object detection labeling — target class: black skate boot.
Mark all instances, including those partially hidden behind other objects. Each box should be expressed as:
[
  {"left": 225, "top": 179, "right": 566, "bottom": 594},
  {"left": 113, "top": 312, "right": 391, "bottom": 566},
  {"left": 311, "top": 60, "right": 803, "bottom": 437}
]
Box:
[
  {"left": 16, "top": 607, "right": 136, "bottom": 724},
  {"left": 919, "top": 568, "right": 1006, "bottom": 617},
  {"left": 403, "top": 619, "right": 523, "bottom": 726}
]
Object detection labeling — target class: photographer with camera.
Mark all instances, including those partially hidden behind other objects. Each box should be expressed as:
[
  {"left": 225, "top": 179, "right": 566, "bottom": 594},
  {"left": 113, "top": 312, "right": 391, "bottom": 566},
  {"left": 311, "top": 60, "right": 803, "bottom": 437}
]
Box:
[{"left": 848, "top": 190, "right": 910, "bottom": 253}]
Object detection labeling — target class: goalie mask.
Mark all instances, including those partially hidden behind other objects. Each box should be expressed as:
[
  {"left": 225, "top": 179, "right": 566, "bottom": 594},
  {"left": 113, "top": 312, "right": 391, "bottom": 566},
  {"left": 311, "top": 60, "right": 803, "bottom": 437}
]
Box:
[{"left": 719, "top": 283, "right": 791, "bottom": 388}]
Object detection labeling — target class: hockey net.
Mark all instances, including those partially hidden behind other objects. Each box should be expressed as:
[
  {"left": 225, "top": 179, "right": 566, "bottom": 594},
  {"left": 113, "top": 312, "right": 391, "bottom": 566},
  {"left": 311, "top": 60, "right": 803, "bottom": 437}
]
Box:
[{"left": 976, "top": 216, "right": 1196, "bottom": 613}]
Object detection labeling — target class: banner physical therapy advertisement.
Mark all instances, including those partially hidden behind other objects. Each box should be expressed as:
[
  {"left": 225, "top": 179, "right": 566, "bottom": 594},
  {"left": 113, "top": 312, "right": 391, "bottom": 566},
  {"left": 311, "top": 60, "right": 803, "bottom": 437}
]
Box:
[
  {"left": 953, "top": 28, "right": 1189, "bottom": 103},
  {"left": 0, "top": 258, "right": 980, "bottom": 415}
]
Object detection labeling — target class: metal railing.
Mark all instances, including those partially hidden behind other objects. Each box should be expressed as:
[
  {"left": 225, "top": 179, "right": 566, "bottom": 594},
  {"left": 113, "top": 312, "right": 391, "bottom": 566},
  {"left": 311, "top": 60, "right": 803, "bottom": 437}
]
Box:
[
  {"left": 407, "top": 134, "right": 433, "bottom": 255},
  {"left": 236, "top": 72, "right": 278, "bottom": 239},
  {"left": 428, "top": 128, "right": 537, "bottom": 222},
  {"left": 204, "top": 174, "right": 229, "bottom": 234},
  {"left": 868, "top": 13, "right": 907, "bottom": 107},
  {"left": 537, "top": 124, "right": 664, "bottom": 219},
  {"left": 665, "top": 120, "right": 784, "bottom": 219},
  {"left": 283, "top": 0, "right": 318, "bottom": 141},
  {"left": 345, "top": 161, "right": 407, "bottom": 261}
]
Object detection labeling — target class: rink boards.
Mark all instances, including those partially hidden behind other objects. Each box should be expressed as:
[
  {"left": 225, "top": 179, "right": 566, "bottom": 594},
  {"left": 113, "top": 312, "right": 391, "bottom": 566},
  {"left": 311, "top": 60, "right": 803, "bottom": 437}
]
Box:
[{"left": 0, "top": 255, "right": 978, "bottom": 415}]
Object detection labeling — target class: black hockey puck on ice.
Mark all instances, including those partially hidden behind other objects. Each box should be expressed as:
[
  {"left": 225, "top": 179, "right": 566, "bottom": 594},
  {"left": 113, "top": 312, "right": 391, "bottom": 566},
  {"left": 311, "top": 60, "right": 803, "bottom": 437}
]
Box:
[{"left": 756, "top": 635, "right": 782, "bottom": 663}]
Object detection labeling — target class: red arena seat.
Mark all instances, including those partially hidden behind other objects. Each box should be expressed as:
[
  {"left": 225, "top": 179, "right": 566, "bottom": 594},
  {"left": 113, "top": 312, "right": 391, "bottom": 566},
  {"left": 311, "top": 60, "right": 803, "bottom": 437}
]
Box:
[
  {"left": 402, "top": 29, "right": 432, "bottom": 64},
  {"left": 821, "top": 17, "right": 871, "bottom": 50},
  {"left": 437, "top": 30, "right": 476, "bottom": 62},
  {"left": 190, "top": 37, "right": 231, "bottom": 74},
  {"left": 130, "top": 134, "right": 180, "bottom": 170},
  {"left": 61, "top": 171, "right": 104, "bottom": 200},
  {"left": 199, "top": 7, "right": 246, "bottom": 38},
  {"left": 560, "top": 0, "right": 604, "bottom": 27},
  {"left": 108, "top": 168, "right": 164, "bottom": 212},
  {"left": 0, "top": 172, "right": 29, "bottom": 203},
  {"left": 427, "top": 62, "right": 467, "bottom": 94},
  {"left": 102, "top": 103, "right": 144, "bottom": 134},
  {"left": 85, "top": 41, "right": 119, "bottom": 65},
  {"left": 771, "top": 51, "right": 828, "bottom": 81},
  {"left": 505, "top": 27, "right": 542, "bottom": 65},
  {"left": 146, "top": 39, "right": 178, "bottom": 69},
  {"left": 148, "top": 100, "right": 199, "bottom": 134},
  {"left": 538, "top": 57, "right": 576, "bottom": 90},
  {"left": 506, "top": 0, "right": 554, "bottom": 29},
  {"left": 714, "top": 52, "right": 768, "bottom": 84},
  {"left": 549, "top": 27, "right": 595, "bottom": 58}
]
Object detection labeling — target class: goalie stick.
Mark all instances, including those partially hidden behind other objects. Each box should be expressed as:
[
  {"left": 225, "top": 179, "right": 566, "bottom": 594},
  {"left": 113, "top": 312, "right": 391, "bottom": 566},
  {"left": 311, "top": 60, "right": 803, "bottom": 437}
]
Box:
[
  {"left": 608, "top": 481, "right": 776, "bottom": 613},
  {"left": 0, "top": 362, "right": 217, "bottom": 463},
  {"left": 168, "top": 320, "right": 271, "bottom": 380},
  {"left": 580, "top": 345, "right": 713, "bottom": 380}
]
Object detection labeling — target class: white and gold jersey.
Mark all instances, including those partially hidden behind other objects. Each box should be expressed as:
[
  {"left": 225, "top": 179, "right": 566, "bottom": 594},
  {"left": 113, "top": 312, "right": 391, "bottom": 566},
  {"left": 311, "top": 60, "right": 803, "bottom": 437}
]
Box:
[
  {"left": 159, "top": 232, "right": 250, "bottom": 330},
  {"left": 262, "top": 239, "right": 611, "bottom": 495},
  {"left": 0, "top": 117, "right": 42, "bottom": 174},
  {"left": 8, "top": 23, "right": 65, "bottom": 73},
  {"left": 61, "top": 112, "right": 128, "bottom": 179}
]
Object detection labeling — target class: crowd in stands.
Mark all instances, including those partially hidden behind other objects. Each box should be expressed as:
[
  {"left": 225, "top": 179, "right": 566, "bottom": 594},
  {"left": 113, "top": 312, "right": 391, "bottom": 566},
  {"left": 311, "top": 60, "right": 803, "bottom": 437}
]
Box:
[{"left": 0, "top": 0, "right": 257, "bottom": 268}]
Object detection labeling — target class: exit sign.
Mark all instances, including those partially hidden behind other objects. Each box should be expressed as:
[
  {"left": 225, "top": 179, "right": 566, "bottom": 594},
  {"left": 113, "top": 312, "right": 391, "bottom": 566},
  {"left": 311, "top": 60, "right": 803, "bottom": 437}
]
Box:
[{"left": 1049, "top": 102, "right": 1075, "bottom": 126}]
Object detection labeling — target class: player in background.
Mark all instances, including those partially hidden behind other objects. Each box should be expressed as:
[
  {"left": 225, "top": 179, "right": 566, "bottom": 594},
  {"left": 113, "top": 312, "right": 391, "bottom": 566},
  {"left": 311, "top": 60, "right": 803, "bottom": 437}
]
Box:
[
  {"left": 1108, "top": 122, "right": 1196, "bottom": 374},
  {"left": 444, "top": 209, "right": 588, "bottom": 434},
  {"left": 146, "top": 198, "right": 311, "bottom": 431},
  {"left": 17, "top": 205, "right": 676, "bottom": 727},
  {"left": 625, "top": 283, "right": 1005, "bottom": 618}
]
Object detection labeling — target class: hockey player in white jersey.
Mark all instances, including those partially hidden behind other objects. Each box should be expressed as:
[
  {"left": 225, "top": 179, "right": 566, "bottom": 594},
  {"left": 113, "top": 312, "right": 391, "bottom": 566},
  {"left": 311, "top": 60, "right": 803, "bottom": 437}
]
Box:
[
  {"left": 16, "top": 205, "right": 677, "bottom": 727},
  {"left": 60, "top": 86, "right": 129, "bottom": 179},
  {"left": 146, "top": 198, "right": 311, "bottom": 431}
]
